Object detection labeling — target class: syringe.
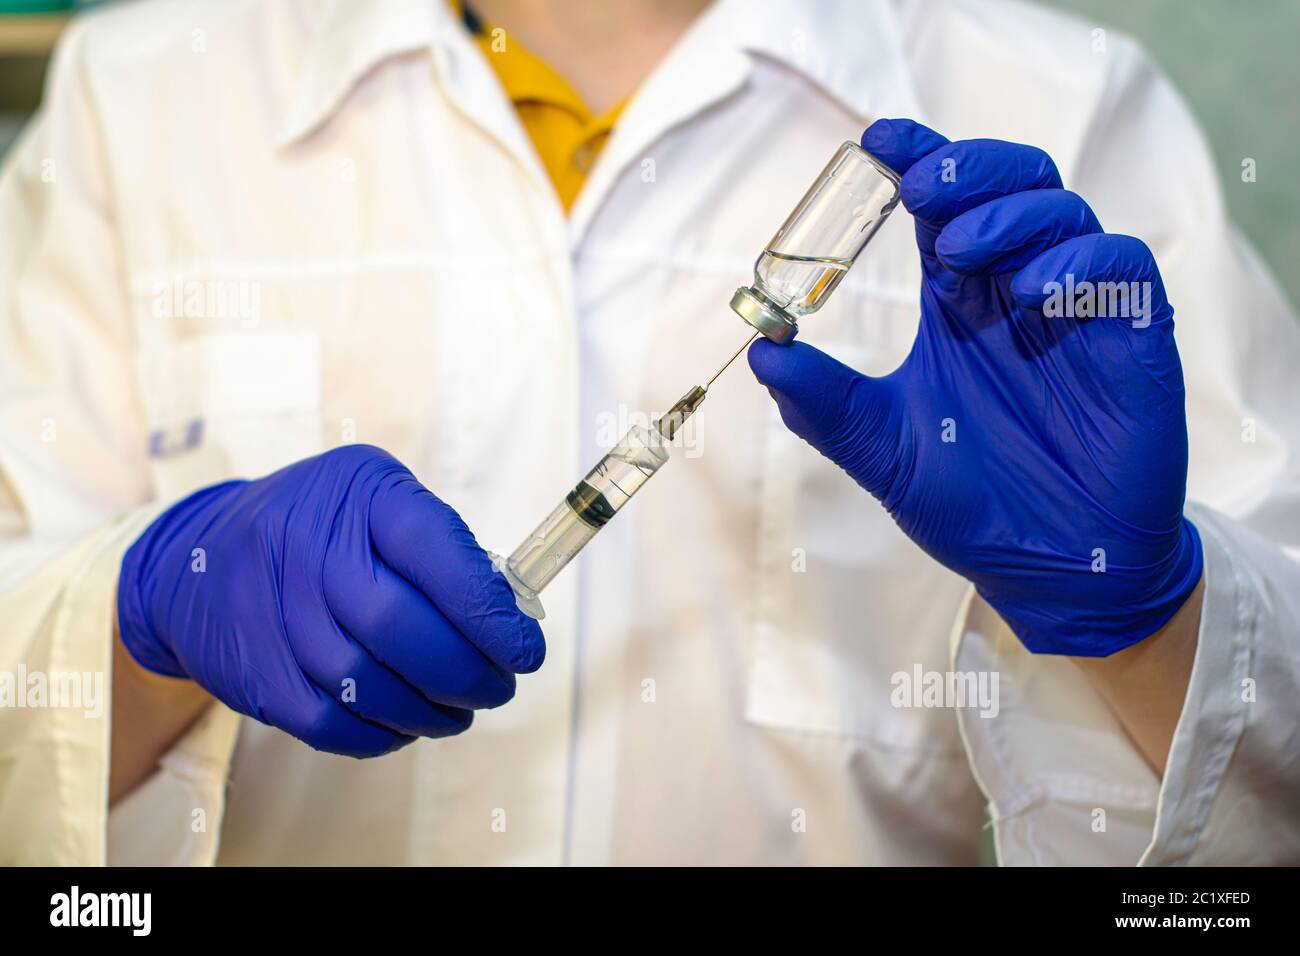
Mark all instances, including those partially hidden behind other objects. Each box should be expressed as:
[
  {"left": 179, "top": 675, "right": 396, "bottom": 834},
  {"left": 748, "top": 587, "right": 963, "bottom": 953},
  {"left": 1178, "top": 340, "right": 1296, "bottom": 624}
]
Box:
[
  {"left": 494, "top": 332, "right": 756, "bottom": 620},
  {"left": 492, "top": 136, "right": 904, "bottom": 619}
]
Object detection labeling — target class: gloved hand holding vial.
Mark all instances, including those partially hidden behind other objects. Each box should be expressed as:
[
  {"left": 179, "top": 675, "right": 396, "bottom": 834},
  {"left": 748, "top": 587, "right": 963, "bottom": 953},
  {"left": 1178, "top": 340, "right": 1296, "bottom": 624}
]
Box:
[{"left": 495, "top": 136, "right": 903, "bottom": 619}]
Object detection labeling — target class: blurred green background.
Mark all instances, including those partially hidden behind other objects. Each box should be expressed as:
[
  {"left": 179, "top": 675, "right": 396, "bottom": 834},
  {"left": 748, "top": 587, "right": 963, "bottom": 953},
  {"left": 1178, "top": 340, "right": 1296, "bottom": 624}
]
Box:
[
  {"left": 2, "top": 0, "right": 1296, "bottom": 307},
  {"left": 1041, "top": 0, "right": 1299, "bottom": 308}
]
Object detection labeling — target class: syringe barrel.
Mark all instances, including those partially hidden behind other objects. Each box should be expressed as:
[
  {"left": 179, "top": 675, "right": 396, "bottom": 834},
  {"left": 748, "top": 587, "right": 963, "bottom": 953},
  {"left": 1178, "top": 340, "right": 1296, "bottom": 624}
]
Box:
[
  {"left": 501, "top": 424, "right": 670, "bottom": 617},
  {"left": 504, "top": 497, "right": 599, "bottom": 600}
]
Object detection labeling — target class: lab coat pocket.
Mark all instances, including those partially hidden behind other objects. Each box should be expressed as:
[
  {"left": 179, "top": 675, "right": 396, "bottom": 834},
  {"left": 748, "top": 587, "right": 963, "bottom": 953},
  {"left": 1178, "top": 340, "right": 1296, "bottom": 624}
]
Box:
[
  {"left": 744, "top": 340, "right": 970, "bottom": 752},
  {"left": 138, "top": 330, "right": 324, "bottom": 499}
]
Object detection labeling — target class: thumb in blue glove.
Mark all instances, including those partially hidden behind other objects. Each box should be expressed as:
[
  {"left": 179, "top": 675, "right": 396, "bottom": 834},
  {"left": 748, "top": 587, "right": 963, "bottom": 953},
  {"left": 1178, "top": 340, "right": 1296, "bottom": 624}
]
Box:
[
  {"left": 117, "top": 445, "right": 544, "bottom": 756},
  {"left": 749, "top": 119, "right": 1202, "bottom": 656}
]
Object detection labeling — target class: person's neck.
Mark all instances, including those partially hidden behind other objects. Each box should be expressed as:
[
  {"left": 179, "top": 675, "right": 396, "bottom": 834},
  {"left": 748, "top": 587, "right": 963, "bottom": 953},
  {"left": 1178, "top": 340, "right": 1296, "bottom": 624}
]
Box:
[{"left": 468, "top": 0, "right": 712, "bottom": 115}]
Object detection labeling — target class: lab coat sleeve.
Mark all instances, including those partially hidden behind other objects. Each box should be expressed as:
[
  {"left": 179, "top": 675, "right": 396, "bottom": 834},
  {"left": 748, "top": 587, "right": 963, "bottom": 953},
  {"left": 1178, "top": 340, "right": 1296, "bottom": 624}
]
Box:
[
  {"left": 0, "top": 20, "right": 240, "bottom": 865},
  {"left": 954, "top": 38, "right": 1300, "bottom": 865}
]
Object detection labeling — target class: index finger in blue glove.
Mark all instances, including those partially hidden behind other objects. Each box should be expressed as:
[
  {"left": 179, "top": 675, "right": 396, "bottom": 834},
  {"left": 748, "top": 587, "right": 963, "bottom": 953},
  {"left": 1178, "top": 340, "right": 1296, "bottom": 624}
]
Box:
[
  {"left": 935, "top": 189, "right": 1102, "bottom": 275},
  {"left": 860, "top": 118, "right": 950, "bottom": 175},
  {"left": 368, "top": 474, "right": 546, "bottom": 674},
  {"left": 900, "top": 138, "right": 1063, "bottom": 226}
]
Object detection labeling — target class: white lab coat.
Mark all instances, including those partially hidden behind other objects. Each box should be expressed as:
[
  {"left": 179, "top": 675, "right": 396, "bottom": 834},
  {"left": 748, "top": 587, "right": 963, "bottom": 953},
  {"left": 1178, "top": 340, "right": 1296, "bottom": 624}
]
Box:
[{"left": 1, "top": 0, "right": 1297, "bottom": 866}]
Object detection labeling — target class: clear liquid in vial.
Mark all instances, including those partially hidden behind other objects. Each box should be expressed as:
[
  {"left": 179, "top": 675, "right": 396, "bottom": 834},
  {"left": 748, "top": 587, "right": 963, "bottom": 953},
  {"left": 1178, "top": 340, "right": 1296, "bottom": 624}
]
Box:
[{"left": 754, "top": 251, "right": 852, "bottom": 316}]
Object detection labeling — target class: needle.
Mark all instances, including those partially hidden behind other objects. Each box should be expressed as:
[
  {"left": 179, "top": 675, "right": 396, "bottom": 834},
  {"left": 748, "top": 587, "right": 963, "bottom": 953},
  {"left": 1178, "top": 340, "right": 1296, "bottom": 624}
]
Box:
[
  {"left": 705, "top": 330, "right": 759, "bottom": 388},
  {"left": 657, "top": 331, "right": 761, "bottom": 441}
]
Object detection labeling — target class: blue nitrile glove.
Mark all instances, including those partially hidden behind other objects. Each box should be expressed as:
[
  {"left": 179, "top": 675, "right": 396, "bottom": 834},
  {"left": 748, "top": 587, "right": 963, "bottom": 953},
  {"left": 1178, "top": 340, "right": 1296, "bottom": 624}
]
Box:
[
  {"left": 117, "top": 445, "right": 544, "bottom": 756},
  {"left": 748, "top": 118, "right": 1203, "bottom": 656}
]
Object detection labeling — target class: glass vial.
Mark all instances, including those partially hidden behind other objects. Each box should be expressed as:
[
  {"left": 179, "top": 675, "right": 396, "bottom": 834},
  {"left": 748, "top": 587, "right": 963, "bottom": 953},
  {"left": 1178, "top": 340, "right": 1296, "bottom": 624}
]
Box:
[{"left": 731, "top": 141, "right": 901, "bottom": 343}]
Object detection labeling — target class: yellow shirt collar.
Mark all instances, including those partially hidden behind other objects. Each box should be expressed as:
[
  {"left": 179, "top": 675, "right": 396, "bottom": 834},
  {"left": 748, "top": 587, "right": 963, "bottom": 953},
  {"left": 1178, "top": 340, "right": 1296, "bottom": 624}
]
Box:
[{"left": 453, "top": 0, "right": 625, "bottom": 210}]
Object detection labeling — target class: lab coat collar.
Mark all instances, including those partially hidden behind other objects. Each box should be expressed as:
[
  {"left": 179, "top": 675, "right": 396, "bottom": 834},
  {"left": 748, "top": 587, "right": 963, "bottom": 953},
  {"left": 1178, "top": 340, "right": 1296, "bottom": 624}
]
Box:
[
  {"left": 277, "top": 0, "right": 454, "bottom": 146},
  {"left": 277, "top": 0, "right": 926, "bottom": 149},
  {"left": 565, "top": 0, "right": 927, "bottom": 240},
  {"left": 723, "top": 0, "right": 926, "bottom": 125}
]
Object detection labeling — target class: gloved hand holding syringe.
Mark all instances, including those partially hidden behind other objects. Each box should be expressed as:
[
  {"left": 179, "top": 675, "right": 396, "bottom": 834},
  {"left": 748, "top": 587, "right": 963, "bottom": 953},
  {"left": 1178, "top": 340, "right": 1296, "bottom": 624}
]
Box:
[{"left": 495, "top": 138, "right": 902, "bottom": 619}]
